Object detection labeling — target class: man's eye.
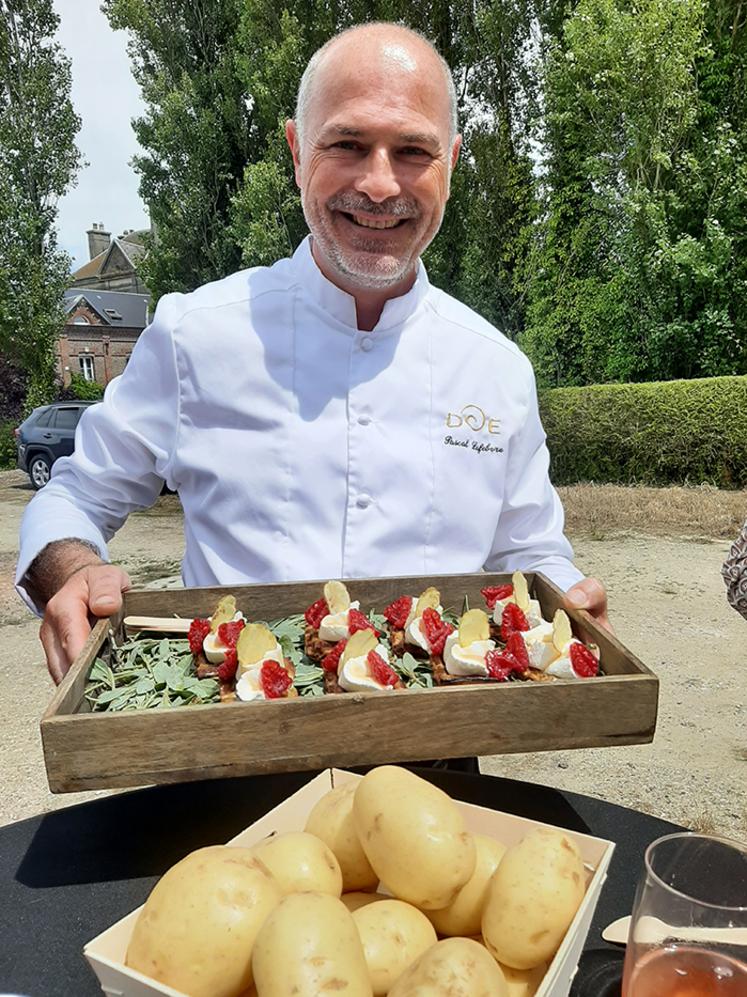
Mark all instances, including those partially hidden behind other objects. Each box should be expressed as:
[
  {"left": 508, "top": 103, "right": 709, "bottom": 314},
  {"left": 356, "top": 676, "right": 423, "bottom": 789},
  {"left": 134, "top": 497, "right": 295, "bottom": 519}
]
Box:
[
  {"left": 333, "top": 141, "right": 361, "bottom": 150},
  {"left": 401, "top": 147, "right": 432, "bottom": 158}
]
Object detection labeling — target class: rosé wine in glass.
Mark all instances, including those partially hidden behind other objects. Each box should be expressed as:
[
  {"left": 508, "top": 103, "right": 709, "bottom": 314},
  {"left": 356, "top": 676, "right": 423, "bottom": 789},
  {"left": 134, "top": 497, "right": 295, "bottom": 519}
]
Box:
[{"left": 622, "top": 833, "right": 747, "bottom": 997}]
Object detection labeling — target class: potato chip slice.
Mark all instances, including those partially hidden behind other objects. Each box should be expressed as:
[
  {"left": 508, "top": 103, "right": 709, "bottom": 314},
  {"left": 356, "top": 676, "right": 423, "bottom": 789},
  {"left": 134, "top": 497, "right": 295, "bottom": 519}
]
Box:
[
  {"left": 459, "top": 608, "right": 490, "bottom": 647},
  {"left": 324, "top": 580, "right": 351, "bottom": 615},
  {"left": 552, "top": 610, "right": 573, "bottom": 652},
  {"left": 237, "top": 623, "right": 277, "bottom": 666},
  {"left": 209, "top": 595, "right": 237, "bottom": 632},
  {"left": 511, "top": 571, "right": 530, "bottom": 612},
  {"left": 340, "top": 629, "right": 378, "bottom": 670},
  {"left": 415, "top": 586, "right": 441, "bottom": 617}
]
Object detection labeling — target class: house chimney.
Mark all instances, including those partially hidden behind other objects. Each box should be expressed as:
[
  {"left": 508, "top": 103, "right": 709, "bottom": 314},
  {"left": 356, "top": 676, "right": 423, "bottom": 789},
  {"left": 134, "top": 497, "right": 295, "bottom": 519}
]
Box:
[{"left": 87, "top": 222, "right": 111, "bottom": 259}]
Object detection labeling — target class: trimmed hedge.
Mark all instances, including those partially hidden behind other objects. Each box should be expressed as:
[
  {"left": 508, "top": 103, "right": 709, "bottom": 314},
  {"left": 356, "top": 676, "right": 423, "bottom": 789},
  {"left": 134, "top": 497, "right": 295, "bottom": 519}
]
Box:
[{"left": 539, "top": 375, "right": 747, "bottom": 488}]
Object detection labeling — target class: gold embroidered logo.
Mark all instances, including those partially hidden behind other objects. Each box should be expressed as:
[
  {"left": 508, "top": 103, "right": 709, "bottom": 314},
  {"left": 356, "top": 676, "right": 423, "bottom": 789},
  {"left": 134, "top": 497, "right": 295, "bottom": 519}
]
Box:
[{"left": 445, "top": 404, "right": 501, "bottom": 435}]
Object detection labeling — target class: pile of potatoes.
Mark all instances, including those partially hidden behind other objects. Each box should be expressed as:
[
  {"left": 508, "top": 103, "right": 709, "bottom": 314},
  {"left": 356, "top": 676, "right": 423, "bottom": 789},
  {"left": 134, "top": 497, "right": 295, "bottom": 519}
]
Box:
[{"left": 126, "top": 766, "right": 587, "bottom": 996}]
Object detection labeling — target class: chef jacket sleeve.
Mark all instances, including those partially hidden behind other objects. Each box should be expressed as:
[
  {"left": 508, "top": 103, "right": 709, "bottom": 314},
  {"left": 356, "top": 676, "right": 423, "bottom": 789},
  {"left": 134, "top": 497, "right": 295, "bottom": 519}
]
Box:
[
  {"left": 16, "top": 293, "right": 183, "bottom": 614},
  {"left": 483, "top": 364, "right": 583, "bottom": 591}
]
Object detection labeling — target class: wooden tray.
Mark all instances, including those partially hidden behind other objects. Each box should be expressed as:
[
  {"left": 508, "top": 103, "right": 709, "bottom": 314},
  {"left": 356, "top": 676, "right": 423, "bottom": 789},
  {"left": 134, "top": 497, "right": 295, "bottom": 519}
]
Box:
[{"left": 40, "top": 572, "right": 658, "bottom": 792}]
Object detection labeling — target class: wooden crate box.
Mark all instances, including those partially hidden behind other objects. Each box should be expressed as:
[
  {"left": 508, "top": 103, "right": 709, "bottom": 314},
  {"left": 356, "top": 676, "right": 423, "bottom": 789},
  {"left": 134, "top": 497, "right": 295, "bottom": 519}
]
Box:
[{"left": 41, "top": 572, "right": 659, "bottom": 792}]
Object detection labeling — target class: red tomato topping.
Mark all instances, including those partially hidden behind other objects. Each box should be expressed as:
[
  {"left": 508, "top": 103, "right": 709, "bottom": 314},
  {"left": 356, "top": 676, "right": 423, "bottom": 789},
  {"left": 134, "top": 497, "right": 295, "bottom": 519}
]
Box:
[
  {"left": 500, "top": 603, "right": 530, "bottom": 642},
  {"left": 188, "top": 618, "right": 211, "bottom": 655},
  {"left": 217, "top": 647, "right": 238, "bottom": 682},
  {"left": 260, "top": 660, "right": 292, "bottom": 698},
  {"left": 422, "top": 607, "right": 455, "bottom": 657},
  {"left": 383, "top": 596, "right": 413, "bottom": 630},
  {"left": 217, "top": 620, "right": 245, "bottom": 647},
  {"left": 480, "top": 584, "right": 513, "bottom": 609},
  {"left": 505, "top": 632, "right": 530, "bottom": 673},
  {"left": 348, "top": 608, "right": 379, "bottom": 636},
  {"left": 570, "top": 642, "right": 600, "bottom": 678},
  {"left": 367, "top": 650, "right": 399, "bottom": 687},
  {"left": 322, "top": 640, "right": 347, "bottom": 673},
  {"left": 305, "top": 597, "right": 329, "bottom": 629},
  {"left": 485, "top": 650, "right": 514, "bottom": 681}
]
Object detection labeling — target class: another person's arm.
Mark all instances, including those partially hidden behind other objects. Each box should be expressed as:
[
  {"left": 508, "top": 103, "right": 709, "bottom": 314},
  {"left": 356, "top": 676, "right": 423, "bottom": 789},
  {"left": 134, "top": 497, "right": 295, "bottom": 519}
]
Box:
[
  {"left": 16, "top": 294, "right": 182, "bottom": 680},
  {"left": 483, "top": 363, "right": 610, "bottom": 630},
  {"left": 722, "top": 518, "right": 747, "bottom": 620}
]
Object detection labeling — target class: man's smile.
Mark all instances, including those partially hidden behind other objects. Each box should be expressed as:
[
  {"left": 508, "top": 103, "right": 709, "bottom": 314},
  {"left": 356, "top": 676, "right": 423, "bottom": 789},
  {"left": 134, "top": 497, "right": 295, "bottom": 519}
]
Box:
[{"left": 337, "top": 210, "right": 411, "bottom": 231}]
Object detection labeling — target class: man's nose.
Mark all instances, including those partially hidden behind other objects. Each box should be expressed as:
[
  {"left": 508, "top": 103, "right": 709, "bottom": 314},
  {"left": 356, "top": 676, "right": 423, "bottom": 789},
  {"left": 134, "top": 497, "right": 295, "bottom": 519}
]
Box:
[{"left": 355, "top": 148, "right": 401, "bottom": 202}]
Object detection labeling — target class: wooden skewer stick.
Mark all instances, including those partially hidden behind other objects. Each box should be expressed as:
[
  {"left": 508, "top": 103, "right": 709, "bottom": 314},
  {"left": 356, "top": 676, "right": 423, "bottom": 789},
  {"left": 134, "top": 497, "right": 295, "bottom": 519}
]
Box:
[
  {"left": 123, "top": 615, "right": 192, "bottom": 634},
  {"left": 602, "top": 915, "right": 747, "bottom": 947}
]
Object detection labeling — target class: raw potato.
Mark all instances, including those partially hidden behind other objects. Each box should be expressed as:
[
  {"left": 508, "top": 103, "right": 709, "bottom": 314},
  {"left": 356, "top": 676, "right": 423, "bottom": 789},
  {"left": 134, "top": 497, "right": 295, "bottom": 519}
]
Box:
[
  {"left": 126, "top": 845, "right": 281, "bottom": 997},
  {"left": 501, "top": 962, "right": 549, "bottom": 996},
  {"left": 252, "top": 892, "right": 372, "bottom": 997},
  {"left": 388, "top": 937, "right": 508, "bottom": 996},
  {"left": 253, "top": 831, "right": 342, "bottom": 897},
  {"left": 353, "top": 899, "right": 437, "bottom": 995},
  {"left": 342, "top": 891, "right": 388, "bottom": 913},
  {"left": 353, "top": 766, "right": 476, "bottom": 910},
  {"left": 304, "top": 782, "right": 380, "bottom": 892},
  {"left": 483, "top": 828, "right": 585, "bottom": 970},
  {"left": 426, "top": 834, "right": 507, "bottom": 937}
]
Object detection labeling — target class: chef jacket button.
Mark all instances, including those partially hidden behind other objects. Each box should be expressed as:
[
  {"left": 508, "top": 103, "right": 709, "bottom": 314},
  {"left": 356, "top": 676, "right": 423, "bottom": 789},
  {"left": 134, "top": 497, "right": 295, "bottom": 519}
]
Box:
[
  {"left": 356, "top": 494, "right": 372, "bottom": 509},
  {"left": 360, "top": 336, "right": 374, "bottom": 352},
  {"left": 357, "top": 414, "right": 371, "bottom": 426}
]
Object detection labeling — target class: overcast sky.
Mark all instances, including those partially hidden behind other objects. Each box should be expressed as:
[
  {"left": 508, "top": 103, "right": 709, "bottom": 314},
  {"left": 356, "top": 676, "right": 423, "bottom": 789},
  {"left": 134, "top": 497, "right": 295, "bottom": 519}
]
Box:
[{"left": 53, "top": 0, "right": 149, "bottom": 269}]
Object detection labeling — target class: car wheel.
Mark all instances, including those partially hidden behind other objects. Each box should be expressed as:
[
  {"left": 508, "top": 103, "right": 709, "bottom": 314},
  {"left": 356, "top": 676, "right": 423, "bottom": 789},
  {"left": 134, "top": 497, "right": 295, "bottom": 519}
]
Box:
[{"left": 29, "top": 454, "right": 52, "bottom": 490}]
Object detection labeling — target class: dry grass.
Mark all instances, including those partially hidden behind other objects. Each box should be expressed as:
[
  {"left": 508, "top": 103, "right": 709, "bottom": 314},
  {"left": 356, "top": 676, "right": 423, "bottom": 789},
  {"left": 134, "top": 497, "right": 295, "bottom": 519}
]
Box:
[{"left": 559, "top": 484, "right": 747, "bottom": 541}]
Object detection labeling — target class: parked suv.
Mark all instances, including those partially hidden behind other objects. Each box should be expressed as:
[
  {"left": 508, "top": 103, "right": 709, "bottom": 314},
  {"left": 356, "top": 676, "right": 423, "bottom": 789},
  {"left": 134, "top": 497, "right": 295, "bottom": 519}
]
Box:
[{"left": 16, "top": 401, "right": 99, "bottom": 489}]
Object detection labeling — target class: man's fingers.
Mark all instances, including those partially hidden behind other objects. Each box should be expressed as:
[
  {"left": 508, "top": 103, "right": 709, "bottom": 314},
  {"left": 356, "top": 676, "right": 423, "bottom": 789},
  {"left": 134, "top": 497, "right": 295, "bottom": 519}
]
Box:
[
  {"left": 44, "top": 587, "right": 94, "bottom": 676},
  {"left": 565, "top": 577, "right": 606, "bottom": 610},
  {"left": 40, "top": 619, "right": 66, "bottom": 684},
  {"left": 87, "top": 565, "right": 131, "bottom": 617},
  {"left": 563, "top": 577, "right": 614, "bottom": 634}
]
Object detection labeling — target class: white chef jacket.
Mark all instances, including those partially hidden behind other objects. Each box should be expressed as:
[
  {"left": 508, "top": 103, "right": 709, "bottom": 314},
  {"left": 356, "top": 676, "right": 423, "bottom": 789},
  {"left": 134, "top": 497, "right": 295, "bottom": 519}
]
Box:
[{"left": 16, "top": 237, "right": 582, "bottom": 612}]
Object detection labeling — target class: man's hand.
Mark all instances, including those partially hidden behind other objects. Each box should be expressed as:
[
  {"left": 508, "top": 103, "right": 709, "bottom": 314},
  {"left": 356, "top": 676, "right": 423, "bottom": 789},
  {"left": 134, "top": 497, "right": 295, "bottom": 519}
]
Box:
[
  {"left": 40, "top": 563, "right": 131, "bottom": 684},
  {"left": 563, "top": 577, "right": 612, "bottom": 634}
]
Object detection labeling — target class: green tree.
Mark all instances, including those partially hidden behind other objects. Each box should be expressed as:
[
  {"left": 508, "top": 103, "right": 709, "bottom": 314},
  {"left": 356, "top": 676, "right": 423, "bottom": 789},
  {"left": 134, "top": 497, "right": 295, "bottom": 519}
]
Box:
[
  {"left": 102, "top": 0, "right": 253, "bottom": 300},
  {"left": 0, "top": 0, "right": 82, "bottom": 408},
  {"left": 523, "top": 0, "right": 747, "bottom": 385}
]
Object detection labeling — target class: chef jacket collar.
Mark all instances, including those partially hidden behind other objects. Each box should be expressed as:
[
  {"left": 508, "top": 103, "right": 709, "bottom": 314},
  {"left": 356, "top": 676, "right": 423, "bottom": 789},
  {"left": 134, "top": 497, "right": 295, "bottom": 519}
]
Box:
[{"left": 293, "top": 235, "right": 430, "bottom": 334}]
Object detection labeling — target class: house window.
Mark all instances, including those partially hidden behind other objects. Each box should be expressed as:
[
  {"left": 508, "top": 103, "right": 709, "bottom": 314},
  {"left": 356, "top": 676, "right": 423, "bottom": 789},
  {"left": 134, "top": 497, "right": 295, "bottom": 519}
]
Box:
[
  {"left": 73, "top": 316, "right": 90, "bottom": 325},
  {"left": 79, "top": 355, "right": 95, "bottom": 381}
]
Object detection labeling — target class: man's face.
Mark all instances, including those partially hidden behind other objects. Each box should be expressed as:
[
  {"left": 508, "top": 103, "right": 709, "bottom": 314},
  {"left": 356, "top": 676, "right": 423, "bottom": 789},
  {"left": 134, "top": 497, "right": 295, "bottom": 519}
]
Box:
[{"left": 287, "top": 40, "right": 461, "bottom": 292}]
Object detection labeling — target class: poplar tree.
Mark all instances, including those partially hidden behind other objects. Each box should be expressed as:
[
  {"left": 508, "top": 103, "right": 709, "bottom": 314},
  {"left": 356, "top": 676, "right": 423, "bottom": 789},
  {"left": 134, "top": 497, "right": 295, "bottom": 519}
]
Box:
[{"left": 0, "top": 0, "right": 82, "bottom": 406}]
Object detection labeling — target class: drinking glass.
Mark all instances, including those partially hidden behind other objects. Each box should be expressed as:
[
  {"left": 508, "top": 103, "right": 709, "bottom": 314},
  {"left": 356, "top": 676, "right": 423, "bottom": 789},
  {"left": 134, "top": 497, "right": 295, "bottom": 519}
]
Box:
[{"left": 622, "top": 832, "right": 747, "bottom": 996}]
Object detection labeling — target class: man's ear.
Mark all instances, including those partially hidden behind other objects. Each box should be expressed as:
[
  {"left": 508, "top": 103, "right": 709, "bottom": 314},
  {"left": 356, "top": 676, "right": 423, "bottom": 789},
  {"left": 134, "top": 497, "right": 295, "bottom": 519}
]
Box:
[
  {"left": 285, "top": 119, "right": 302, "bottom": 187},
  {"left": 450, "top": 133, "right": 462, "bottom": 172}
]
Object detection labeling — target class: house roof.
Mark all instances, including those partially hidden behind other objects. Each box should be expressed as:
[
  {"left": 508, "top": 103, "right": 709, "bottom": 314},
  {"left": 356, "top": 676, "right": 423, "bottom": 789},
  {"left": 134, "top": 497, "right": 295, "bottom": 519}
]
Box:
[
  {"left": 63, "top": 289, "right": 149, "bottom": 329},
  {"left": 71, "top": 232, "right": 147, "bottom": 281},
  {"left": 72, "top": 248, "right": 108, "bottom": 281}
]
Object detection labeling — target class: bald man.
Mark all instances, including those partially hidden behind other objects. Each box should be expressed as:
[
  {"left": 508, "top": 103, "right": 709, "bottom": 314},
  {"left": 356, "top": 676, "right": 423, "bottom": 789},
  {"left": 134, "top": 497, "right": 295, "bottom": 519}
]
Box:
[{"left": 17, "top": 22, "right": 608, "bottom": 687}]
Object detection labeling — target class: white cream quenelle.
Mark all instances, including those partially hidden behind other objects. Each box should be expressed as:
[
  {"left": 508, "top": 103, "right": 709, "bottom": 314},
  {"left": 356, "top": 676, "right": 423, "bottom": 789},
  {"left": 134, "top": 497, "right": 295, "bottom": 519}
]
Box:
[
  {"left": 202, "top": 611, "right": 246, "bottom": 664},
  {"left": 339, "top": 643, "right": 397, "bottom": 693},
  {"left": 444, "top": 609, "right": 494, "bottom": 677},
  {"left": 443, "top": 633, "right": 495, "bottom": 676}
]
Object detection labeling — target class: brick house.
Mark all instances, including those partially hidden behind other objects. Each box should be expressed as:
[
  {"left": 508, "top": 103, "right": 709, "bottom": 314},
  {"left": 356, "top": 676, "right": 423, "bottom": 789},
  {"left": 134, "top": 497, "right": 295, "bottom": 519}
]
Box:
[
  {"left": 58, "top": 224, "right": 151, "bottom": 387},
  {"left": 59, "top": 289, "right": 149, "bottom": 387}
]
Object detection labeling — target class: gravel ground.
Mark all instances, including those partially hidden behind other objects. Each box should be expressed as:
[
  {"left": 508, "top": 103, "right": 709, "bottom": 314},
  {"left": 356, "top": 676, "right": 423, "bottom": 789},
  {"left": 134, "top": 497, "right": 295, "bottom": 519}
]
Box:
[{"left": 1, "top": 469, "right": 745, "bottom": 840}]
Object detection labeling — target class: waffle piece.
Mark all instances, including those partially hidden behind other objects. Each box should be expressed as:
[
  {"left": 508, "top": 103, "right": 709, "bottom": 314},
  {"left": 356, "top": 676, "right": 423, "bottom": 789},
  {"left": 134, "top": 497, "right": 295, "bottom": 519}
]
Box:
[{"left": 304, "top": 624, "right": 337, "bottom": 662}]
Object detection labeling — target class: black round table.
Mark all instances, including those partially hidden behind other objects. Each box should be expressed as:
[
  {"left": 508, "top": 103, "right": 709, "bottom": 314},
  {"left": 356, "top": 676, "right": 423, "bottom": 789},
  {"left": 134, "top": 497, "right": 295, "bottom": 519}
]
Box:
[{"left": 0, "top": 768, "right": 682, "bottom": 997}]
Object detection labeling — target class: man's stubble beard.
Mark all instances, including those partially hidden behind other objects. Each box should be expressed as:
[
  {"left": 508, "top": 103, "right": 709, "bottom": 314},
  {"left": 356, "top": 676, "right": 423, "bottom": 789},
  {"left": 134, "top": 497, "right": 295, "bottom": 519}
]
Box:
[{"left": 301, "top": 188, "right": 445, "bottom": 291}]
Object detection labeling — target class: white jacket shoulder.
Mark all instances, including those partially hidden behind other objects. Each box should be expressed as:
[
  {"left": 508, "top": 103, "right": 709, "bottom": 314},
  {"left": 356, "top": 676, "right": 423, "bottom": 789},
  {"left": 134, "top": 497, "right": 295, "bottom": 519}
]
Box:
[
  {"left": 152, "top": 256, "right": 296, "bottom": 325},
  {"left": 427, "top": 286, "right": 532, "bottom": 374}
]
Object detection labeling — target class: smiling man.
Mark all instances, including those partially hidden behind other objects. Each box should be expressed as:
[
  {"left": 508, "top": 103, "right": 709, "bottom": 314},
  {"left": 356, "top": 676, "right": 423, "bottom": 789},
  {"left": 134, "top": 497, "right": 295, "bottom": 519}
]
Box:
[{"left": 17, "top": 22, "right": 608, "bottom": 684}]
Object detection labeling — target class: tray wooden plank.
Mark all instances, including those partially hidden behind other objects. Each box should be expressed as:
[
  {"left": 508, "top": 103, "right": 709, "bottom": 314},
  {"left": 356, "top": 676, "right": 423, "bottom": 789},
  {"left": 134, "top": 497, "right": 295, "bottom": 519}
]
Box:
[{"left": 40, "top": 572, "right": 659, "bottom": 792}]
